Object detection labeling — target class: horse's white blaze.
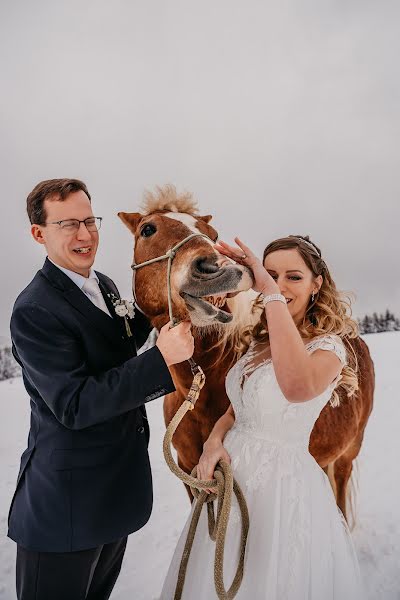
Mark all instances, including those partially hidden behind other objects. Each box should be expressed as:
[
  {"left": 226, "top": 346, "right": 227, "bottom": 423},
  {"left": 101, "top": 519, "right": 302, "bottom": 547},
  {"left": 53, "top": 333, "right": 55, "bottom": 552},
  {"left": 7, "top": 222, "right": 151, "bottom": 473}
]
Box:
[
  {"left": 164, "top": 212, "right": 215, "bottom": 248},
  {"left": 165, "top": 211, "right": 215, "bottom": 290}
]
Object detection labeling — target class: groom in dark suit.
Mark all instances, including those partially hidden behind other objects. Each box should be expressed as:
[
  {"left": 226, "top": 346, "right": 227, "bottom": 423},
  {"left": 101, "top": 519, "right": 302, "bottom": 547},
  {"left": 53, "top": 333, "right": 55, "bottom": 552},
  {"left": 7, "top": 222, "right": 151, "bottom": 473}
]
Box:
[{"left": 9, "top": 178, "right": 194, "bottom": 600}]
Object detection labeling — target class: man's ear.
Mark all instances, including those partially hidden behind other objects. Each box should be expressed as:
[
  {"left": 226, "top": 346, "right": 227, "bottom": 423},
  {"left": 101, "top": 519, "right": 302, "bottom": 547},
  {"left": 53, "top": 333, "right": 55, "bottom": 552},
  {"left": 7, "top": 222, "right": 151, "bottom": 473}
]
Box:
[
  {"left": 31, "top": 224, "right": 46, "bottom": 245},
  {"left": 117, "top": 212, "right": 142, "bottom": 234}
]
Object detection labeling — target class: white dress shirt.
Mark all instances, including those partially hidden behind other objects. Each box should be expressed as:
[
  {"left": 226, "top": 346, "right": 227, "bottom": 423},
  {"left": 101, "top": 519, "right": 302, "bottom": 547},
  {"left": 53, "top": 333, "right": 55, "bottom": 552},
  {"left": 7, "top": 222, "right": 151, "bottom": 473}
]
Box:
[{"left": 48, "top": 258, "right": 112, "bottom": 317}]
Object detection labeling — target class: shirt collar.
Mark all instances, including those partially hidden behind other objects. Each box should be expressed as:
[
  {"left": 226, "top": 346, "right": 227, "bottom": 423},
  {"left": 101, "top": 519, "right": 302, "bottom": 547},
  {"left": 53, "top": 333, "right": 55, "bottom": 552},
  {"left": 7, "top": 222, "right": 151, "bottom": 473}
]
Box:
[{"left": 48, "top": 258, "right": 99, "bottom": 290}]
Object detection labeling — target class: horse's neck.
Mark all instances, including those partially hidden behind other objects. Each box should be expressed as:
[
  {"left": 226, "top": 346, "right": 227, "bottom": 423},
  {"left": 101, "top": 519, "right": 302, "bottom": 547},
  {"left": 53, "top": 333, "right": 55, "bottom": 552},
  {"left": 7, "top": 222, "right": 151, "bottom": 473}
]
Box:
[
  {"left": 171, "top": 331, "right": 236, "bottom": 381},
  {"left": 195, "top": 330, "right": 236, "bottom": 364}
]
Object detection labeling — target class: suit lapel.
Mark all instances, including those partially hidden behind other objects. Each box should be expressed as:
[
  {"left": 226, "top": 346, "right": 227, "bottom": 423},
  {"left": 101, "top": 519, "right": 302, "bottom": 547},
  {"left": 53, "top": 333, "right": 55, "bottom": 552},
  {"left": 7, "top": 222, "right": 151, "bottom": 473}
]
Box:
[
  {"left": 40, "top": 258, "right": 125, "bottom": 348},
  {"left": 97, "top": 276, "right": 138, "bottom": 355},
  {"left": 98, "top": 279, "right": 119, "bottom": 319},
  {"left": 97, "top": 278, "right": 129, "bottom": 338}
]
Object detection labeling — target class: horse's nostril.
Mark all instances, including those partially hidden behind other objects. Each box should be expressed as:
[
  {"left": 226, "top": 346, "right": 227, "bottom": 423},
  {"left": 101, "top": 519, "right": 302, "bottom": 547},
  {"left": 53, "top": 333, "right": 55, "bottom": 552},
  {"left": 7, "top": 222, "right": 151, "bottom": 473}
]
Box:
[{"left": 193, "top": 257, "right": 220, "bottom": 275}]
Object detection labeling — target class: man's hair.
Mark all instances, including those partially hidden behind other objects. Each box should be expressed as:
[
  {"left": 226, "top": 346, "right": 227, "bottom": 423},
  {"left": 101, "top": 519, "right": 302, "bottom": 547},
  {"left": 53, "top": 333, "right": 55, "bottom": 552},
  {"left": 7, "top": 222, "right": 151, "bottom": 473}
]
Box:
[{"left": 26, "top": 178, "right": 91, "bottom": 225}]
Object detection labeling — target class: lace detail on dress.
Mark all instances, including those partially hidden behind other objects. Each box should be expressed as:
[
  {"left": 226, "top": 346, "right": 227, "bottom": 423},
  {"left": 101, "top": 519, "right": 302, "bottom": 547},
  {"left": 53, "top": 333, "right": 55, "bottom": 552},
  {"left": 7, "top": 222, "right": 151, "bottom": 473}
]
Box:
[
  {"left": 238, "top": 340, "right": 272, "bottom": 390},
  {"left": 305, "top": 334, "right": 347, "bottom": 390},
  {"left": 238, "top": 334, "right": 346, "bottom": 391},
  {"left": 305, "top": 334, "right": 347, "bottom": 366},
  {"left": 238, "top": 338, "right": 279, "bottom": 390}
]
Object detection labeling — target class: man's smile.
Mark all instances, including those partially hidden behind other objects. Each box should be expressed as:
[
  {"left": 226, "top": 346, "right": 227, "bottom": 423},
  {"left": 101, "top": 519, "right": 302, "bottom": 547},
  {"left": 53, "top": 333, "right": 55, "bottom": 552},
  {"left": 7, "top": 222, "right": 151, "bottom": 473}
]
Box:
[{"left": 73, "top": 246, "right": 92, "bottom": 254}]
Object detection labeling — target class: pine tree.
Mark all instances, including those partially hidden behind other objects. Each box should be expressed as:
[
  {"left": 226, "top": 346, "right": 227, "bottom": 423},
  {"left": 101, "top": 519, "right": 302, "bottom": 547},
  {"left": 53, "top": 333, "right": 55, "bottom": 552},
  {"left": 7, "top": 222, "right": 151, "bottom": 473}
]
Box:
[{"left": 358, "top": 310, "right": 400, "bottom": 334}]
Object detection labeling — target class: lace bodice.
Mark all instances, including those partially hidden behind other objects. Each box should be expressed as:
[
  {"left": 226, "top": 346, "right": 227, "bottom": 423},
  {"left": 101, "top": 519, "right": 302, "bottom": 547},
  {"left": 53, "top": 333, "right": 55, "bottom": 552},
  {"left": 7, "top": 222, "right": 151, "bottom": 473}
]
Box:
[{"left": 225, "top": 334, "right": 347, "bottom": 449}]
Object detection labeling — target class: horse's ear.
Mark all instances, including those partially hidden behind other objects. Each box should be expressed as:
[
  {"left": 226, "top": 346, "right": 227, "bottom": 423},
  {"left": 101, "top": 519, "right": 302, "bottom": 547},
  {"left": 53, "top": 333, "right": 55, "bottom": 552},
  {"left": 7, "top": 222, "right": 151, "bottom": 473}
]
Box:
[
  {"left": 118, "top": 212, "right": 142, "bottom": 234},
  {"left": 198, "top": 214, "right": 213, "bottom": 224}
]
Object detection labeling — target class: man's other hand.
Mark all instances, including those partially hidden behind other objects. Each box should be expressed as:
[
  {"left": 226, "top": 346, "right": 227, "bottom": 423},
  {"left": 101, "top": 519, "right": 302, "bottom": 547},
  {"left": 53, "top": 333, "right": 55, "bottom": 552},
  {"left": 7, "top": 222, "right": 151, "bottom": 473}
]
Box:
[{"left": 156, "top": 321, "right": 194, "bottom": 366}]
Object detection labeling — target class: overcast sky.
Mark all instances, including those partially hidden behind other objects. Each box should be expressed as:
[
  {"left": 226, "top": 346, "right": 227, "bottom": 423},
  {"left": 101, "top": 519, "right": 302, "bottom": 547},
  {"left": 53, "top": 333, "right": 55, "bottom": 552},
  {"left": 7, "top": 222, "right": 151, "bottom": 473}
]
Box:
[{"left": 1, "top": 0, "right": 399, "bottom": 337}]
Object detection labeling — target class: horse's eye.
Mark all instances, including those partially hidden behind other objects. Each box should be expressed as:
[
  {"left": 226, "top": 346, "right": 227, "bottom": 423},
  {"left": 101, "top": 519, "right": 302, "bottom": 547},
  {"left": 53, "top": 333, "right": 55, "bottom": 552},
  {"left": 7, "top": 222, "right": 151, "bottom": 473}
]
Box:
[{"left": 141, "top": 223, "right": 156, "bottom": 237}]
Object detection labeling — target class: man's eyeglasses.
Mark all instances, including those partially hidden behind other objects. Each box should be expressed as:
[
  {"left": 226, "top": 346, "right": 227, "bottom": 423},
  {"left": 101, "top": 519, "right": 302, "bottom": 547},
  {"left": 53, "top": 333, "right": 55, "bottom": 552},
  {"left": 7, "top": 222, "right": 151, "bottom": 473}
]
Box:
[{"left": 46, "top": 217, "right": 103, "bottom": 233}]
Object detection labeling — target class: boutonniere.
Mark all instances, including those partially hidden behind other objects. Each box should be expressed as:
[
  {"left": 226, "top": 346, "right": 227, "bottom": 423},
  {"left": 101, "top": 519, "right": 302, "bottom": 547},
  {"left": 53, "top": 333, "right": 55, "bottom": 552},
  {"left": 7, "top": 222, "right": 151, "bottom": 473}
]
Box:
[{"left": 107, "top": 293, "right": 135, "bottom": 337}]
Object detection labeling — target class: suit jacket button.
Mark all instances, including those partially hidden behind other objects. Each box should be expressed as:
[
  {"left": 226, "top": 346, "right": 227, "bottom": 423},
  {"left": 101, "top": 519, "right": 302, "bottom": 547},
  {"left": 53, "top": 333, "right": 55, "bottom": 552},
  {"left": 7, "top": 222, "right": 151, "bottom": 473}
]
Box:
[{"left": 137, "top": 426, "right": 145, "bottom": 434}]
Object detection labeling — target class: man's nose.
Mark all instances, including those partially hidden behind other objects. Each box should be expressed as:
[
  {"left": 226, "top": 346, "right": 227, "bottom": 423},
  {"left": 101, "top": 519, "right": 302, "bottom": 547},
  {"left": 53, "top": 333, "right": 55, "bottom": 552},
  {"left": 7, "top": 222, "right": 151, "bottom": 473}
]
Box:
[{"left": 76, "top": 222, "right": 92, "bottom": 240}]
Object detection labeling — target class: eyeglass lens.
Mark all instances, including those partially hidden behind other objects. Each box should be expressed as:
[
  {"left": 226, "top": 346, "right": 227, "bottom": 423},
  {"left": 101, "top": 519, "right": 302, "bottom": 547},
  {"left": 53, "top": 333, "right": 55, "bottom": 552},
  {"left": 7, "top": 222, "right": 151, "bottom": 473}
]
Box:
[{"left": 60, "top": 218, "right": 102, "bottom": 231}]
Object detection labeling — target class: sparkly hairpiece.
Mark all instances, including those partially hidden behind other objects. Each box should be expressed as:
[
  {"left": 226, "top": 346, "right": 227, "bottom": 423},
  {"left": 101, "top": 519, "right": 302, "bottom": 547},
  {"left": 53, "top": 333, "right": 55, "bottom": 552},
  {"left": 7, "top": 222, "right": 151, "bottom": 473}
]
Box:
[{"left": 295, "top": 237, "right": 321, "bottom": 257}]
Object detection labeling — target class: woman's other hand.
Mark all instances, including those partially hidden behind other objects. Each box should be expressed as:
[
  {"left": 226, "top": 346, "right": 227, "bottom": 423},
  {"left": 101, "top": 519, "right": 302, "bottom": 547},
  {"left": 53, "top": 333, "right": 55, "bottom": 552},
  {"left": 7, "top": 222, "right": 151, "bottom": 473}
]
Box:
[
  {"left": 196, "top": 439, "right": 232, "bottom": 494},
  {"left": 215, "top": 237, "right": 279, "bottom": 296}
]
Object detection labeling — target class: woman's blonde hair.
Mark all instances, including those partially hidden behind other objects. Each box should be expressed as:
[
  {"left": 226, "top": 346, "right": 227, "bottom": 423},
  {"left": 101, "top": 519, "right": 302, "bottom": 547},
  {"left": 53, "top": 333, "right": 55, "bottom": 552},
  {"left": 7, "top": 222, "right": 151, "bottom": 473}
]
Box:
[{"left": 240, "top": 235, "right": 359, "bottom": 407}]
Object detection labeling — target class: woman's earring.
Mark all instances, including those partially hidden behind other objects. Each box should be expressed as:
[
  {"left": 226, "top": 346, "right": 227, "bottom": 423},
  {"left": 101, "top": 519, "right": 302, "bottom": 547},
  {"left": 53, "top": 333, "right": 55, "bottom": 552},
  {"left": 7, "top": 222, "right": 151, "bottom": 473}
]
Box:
[{"left": 311, "top": 292, "right": 315, "bottom": 302}]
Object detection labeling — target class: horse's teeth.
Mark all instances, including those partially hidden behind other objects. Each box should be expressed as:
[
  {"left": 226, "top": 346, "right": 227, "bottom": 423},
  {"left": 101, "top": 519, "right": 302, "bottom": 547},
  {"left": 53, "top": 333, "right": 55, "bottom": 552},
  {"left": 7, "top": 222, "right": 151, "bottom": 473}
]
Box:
[{"left": 201, "top": 295, "right": 226, "bottom": 308}]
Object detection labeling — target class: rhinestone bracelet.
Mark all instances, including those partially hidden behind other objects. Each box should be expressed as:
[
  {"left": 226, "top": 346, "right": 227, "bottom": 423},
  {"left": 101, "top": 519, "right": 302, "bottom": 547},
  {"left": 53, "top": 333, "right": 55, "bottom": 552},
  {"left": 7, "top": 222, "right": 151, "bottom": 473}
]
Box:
[{"left": 260, "top": 293, "right": 287, "bottom": 307}]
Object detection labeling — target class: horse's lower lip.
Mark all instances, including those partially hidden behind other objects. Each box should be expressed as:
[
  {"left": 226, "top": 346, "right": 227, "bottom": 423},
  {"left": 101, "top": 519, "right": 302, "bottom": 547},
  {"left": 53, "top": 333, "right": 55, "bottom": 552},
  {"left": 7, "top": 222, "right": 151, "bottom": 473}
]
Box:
[{"left": 181, "top": 292, "right": 231, "bottom": 318}]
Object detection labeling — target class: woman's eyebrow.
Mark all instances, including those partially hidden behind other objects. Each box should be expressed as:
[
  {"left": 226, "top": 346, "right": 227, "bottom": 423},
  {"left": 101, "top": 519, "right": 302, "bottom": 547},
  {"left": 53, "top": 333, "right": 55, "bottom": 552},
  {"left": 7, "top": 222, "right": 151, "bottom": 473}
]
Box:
[{"left": 267, "top": 269, "right": 304, "bottom": 274}]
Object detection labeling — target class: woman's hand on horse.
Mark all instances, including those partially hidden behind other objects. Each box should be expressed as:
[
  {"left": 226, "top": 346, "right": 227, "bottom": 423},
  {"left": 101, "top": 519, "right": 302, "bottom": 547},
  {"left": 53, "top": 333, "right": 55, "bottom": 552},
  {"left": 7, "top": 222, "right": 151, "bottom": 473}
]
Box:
[
  {"left": 197, "top": 440, "right": 231, "bottom": 494},
  {"left": 156, "top": 321, "right": 194, "bottom": 366},
  {"left": 215, "top": 237, "right": 279, "bottom": 296}
]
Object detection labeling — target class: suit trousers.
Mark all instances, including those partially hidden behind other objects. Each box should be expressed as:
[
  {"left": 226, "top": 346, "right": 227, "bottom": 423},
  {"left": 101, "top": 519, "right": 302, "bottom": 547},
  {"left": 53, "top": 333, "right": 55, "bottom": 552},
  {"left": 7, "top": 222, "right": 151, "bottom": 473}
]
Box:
[{"left": 16, "top": 536, "right": 128, "bottom": 600}]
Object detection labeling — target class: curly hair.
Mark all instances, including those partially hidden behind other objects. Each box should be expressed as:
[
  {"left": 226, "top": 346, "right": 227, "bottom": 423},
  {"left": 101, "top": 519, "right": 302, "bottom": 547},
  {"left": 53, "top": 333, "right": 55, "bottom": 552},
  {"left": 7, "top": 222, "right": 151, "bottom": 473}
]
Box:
[{"left": 239, "top": 235, "right": 359, "bottom": 407}]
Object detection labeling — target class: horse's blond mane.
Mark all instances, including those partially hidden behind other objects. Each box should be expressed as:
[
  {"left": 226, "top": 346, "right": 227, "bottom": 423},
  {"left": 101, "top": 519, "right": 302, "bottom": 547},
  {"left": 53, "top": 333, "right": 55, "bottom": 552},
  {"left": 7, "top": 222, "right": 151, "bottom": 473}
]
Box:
[{"left": 141, "top": 184, "right": 199, "bottom": 216}]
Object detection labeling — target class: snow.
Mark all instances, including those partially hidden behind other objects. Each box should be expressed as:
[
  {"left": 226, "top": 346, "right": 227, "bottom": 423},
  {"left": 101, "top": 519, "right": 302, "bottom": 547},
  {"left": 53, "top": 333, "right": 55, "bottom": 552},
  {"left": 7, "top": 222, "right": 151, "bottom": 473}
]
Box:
[{"left": 0, "top": 332, "right": 399, "bottom": 599}]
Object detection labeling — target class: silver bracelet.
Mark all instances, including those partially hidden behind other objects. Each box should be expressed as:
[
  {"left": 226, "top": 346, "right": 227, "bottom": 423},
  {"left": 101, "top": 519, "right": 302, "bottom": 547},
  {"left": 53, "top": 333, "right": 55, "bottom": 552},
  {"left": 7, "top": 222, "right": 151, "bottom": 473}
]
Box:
[{"left": 260, "top": 293, "right": 287, "bottom": 307}]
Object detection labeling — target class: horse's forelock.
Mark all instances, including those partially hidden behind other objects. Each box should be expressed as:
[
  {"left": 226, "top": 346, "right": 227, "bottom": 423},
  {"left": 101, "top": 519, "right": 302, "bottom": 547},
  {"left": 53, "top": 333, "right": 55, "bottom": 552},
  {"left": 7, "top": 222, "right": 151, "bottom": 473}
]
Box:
[{"left": 141, "top": 184, "right": 199, "bottom": 216}]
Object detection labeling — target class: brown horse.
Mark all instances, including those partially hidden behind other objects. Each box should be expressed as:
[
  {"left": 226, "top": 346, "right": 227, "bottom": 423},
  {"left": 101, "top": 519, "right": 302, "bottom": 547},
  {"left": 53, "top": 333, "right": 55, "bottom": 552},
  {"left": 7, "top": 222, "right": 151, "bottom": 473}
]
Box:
[{"left": 119, "top": 185, "right": 374, "bottom": 521}]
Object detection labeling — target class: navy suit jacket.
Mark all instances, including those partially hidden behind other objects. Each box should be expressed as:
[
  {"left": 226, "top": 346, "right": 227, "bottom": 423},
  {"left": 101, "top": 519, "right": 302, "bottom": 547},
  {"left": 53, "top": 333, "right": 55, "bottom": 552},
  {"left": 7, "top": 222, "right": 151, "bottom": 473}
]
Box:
[{"left": 8, "top": 258, "right": 175, "bottom": 552}]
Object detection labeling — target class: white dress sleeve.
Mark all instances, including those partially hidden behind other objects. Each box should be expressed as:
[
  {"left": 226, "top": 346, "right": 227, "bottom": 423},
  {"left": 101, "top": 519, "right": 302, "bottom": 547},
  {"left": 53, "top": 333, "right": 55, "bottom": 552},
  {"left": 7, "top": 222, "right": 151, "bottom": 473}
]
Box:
[{"left": 306, "top": 334, "right": 347, "bottom": 387}]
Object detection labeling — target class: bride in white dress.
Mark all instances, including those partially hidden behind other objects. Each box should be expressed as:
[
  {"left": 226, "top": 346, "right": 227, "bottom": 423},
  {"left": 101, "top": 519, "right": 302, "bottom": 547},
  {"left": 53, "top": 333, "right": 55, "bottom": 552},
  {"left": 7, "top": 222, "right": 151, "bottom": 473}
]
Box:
[{"left": 161, "top": 234, "right": 364, "bottom": 599}]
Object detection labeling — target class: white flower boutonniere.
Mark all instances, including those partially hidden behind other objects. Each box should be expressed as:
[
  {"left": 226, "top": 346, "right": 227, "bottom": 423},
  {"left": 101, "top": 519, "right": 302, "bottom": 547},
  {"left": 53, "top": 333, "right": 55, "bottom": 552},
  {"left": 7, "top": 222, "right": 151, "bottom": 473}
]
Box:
[{"left": 107, "top": 293, "right": 135, "bottom": 337}]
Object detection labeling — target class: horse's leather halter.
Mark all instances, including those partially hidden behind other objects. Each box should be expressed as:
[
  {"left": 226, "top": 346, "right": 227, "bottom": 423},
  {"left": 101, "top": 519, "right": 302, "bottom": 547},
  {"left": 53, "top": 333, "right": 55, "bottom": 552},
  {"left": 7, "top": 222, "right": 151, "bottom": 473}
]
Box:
[{"left": 131, "top": 232, "right": 213, "bottom": 327}]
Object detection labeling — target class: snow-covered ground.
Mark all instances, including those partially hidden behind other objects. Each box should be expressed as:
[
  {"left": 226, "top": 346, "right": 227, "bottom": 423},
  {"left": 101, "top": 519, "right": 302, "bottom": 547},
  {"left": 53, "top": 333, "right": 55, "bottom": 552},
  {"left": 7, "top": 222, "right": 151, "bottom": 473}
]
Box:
[{"left": 1, "top": 332, "right": 399, "bottom": 599}]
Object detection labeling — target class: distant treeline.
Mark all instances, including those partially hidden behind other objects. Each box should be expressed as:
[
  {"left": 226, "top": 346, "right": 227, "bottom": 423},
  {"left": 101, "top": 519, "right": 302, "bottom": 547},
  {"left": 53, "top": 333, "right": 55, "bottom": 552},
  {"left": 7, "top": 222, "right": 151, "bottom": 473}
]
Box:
[
  {"left": 358, "top": 309, "right": 400, "bottom": 334},
  {"left": 0, "top": 347, "right": 20, "bottom": 381}
]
